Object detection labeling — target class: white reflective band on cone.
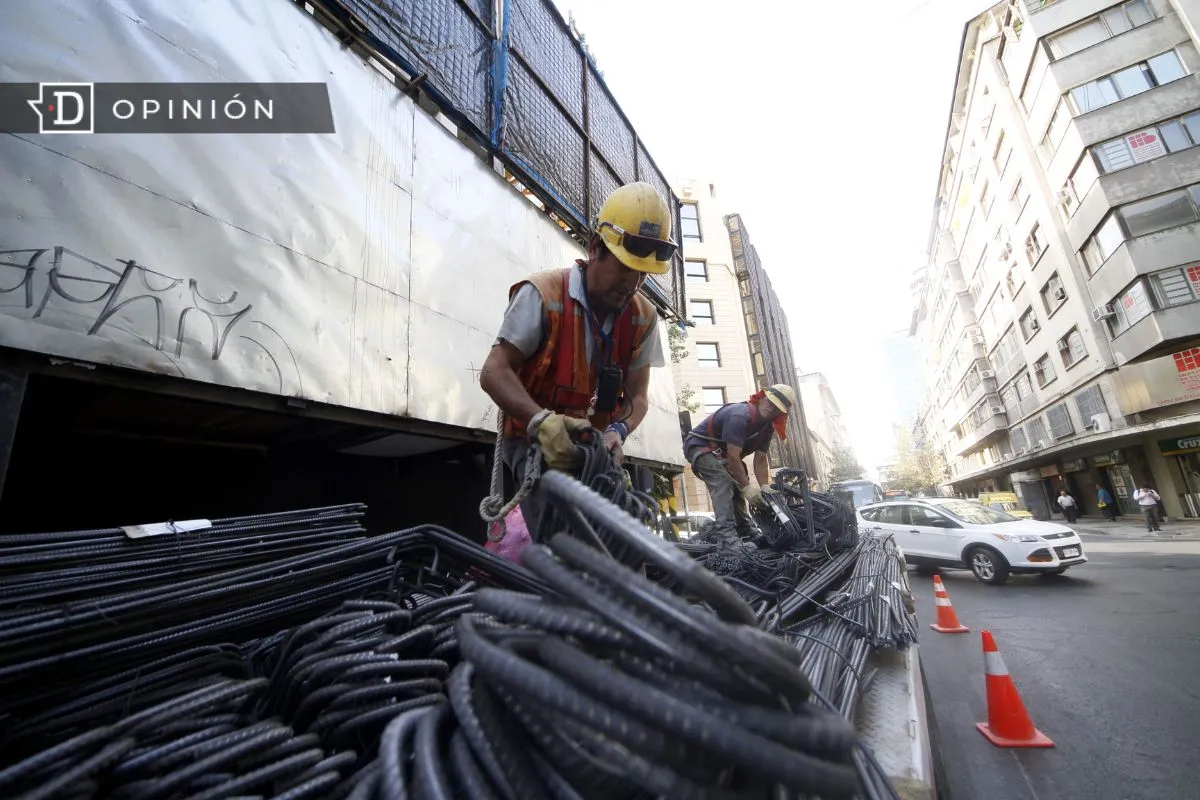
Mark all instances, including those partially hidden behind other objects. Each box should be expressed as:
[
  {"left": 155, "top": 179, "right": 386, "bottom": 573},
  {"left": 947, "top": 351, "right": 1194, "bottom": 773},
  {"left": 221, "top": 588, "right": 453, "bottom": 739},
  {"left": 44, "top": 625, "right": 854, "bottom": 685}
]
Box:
[
  {"left": 983, "top": 649, "right": 1008, "bottom": 676},
  {"left": 934, "top": 597, "right": 951, "bottom": 606}
]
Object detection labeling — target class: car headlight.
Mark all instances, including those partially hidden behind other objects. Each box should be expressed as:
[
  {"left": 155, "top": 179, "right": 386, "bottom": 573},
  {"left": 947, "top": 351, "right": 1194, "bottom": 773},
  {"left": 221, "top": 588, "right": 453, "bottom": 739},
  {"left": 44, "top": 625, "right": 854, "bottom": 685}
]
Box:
[{"left": 992, "top": 533, "right": 1042, "bottom": 543}]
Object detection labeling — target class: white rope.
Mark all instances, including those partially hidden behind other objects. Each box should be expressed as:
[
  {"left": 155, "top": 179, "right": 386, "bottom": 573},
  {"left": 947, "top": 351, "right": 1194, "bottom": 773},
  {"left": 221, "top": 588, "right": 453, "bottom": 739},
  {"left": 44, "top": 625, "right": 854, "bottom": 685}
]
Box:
[{"left": 479, "top": 409, "right": 543, "bottom": 542}]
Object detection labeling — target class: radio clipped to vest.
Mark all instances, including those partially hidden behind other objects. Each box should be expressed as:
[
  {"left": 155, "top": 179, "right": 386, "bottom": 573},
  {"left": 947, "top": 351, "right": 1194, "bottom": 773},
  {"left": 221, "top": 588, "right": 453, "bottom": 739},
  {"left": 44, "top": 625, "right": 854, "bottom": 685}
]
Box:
[{"left": 593, "top": 364, "right": 623, "bottom": 415}]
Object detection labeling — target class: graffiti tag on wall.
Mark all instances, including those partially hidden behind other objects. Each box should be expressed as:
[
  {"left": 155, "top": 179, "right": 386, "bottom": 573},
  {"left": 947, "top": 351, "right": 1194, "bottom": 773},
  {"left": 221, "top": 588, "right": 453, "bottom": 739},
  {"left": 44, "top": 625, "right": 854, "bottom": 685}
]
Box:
[{"left": 0, "top": 246, "right": 302, "bottom": 395}]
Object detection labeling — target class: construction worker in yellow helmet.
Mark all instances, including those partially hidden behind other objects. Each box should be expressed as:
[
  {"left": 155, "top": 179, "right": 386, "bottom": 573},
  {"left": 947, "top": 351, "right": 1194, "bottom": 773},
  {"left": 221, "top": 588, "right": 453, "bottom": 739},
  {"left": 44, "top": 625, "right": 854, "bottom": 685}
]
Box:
[
  {"left": 682, "top": 383, "right": 798, "bottom": 550},
  {"left": 480, "top": 182, "right": 677, "bottom": 538}
]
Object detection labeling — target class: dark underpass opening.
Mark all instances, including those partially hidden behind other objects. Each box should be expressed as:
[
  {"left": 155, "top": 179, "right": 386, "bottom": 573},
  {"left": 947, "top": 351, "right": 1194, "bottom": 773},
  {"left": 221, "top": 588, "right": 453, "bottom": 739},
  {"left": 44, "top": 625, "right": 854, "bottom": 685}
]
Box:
[{"left": 0, "top": 372, "right": 492, "bottom": 541}]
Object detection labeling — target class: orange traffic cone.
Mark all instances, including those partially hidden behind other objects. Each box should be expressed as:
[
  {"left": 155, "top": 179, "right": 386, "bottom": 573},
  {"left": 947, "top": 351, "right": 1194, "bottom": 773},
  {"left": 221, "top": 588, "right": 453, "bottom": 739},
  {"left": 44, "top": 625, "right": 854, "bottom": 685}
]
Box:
[
  {"left": 976, "top": 630, "right": 1055, "bottom": 748},
  {"left": 930, "top": 575, "right": 969, "bottom": 634}
]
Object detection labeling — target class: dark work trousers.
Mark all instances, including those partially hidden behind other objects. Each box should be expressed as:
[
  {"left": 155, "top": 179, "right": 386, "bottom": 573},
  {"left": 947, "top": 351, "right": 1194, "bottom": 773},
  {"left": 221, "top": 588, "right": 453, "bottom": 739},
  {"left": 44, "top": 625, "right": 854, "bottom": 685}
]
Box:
[
  {"left": 1142, "top": 505, "right": 1161, "bottom": 531},
  {"left": 689, "top": 448, "right": 757, "bottom": 548},
  {"left": 1060, "top": 504, "right": 1078, "bottom": 523}
]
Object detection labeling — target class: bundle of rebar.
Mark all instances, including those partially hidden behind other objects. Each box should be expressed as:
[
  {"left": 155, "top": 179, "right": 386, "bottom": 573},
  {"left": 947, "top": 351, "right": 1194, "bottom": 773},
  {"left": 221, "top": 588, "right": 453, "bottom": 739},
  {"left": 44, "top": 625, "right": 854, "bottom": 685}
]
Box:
[
  {"left": 0, "top": 474, "right": 911, "bottom": 800},
  {"left": 0, "top": 518, "right": 541, "bottom": 758},
  {"left": 0, "top": 504, "right": 369, "bottom": 610}
]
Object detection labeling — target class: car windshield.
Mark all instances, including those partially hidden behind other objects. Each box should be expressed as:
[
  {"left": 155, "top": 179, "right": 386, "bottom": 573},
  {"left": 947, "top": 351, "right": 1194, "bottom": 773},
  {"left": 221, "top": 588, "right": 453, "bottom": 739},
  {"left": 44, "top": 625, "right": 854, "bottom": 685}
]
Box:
[{"left": 935, "top": 500, "right": 1019, "bottom": 524}]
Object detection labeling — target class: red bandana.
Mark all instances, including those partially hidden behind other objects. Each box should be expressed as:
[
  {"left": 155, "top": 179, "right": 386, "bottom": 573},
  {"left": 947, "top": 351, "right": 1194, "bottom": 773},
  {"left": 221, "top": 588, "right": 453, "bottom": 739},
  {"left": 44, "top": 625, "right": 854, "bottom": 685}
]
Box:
[{"left": 749, "top": 390, "right": 788, "bottom": 441}]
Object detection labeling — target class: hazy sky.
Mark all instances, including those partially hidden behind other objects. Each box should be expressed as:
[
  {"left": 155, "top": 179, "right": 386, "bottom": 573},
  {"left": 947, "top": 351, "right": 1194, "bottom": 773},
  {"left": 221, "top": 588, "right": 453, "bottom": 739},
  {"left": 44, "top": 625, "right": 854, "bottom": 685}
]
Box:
[{"left": 554, "top": 0, "right": 993, "bottom": 471}]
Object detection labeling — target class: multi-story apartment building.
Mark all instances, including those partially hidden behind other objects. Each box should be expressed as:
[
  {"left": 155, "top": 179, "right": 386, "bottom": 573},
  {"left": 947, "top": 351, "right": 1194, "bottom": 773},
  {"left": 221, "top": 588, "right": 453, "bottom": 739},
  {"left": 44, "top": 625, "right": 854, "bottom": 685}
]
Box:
[
  {"left": 797, "top": 371, "right": 849, "bottom": 489},
  {"left": 914, "top": 0, "right": 1200, "bottom": 520},
  {"left": 671, "top": 179, "right": 758, "bottom": 513},
  {"left": 725, "top": 214, "right": 818, "bottom": 476},
  {"left": 670, "top": 180, "right": 816, "bottom": 513}
]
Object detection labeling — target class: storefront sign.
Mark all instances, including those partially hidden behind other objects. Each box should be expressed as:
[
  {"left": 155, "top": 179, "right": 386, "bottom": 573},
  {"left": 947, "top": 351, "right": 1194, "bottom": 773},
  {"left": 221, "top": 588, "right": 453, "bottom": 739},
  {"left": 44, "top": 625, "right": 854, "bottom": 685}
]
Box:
[
  {"left": 1159, "top": 434, "right": 1200, "bottom": 456},
  {"left": 1060, "top": 458, "right": 1087, "bottom": 473},
  {"left": 1093, "top": 450, "right": 1125, "bottom": 467},
  {"left": 1039, "top": 465, "right": 1060, "bottom": 477}
]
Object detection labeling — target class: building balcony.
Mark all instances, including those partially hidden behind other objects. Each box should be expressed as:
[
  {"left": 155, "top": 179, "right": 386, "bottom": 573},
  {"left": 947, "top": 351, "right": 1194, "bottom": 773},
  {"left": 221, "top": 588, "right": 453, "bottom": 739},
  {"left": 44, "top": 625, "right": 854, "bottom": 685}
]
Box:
[
  {"left": 950, "top": 410, "right": 1009, "bottom": 459},
  {"left": 940, "top": 365, "right": 998, "bottom": 428},
  {"left": 1110, "top": 305, "right": 1200, "bottom": 366},
  {"left": 1088, "top": 223, "right": 1200, "bottom": 307}
]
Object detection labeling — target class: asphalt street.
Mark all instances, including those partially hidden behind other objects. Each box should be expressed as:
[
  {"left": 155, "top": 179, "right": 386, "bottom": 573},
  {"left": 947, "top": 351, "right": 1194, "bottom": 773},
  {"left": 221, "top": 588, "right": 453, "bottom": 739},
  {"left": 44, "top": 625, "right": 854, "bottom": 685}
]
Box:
[{"left": 910, "top": 537, "right": 1200, "bottom": 800}]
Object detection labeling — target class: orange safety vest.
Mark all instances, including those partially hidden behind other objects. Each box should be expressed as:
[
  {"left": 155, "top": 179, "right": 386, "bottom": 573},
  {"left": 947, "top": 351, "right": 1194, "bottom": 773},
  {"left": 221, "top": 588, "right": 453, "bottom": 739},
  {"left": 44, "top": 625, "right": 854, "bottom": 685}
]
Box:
[{"left": 503, "top": 265, "right": 657, "bottom": 439}]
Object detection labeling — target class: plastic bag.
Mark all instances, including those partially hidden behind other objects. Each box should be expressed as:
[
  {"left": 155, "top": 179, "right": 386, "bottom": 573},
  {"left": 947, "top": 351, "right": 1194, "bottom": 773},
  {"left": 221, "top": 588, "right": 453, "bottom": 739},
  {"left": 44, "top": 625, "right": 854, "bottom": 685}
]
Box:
[{"left": 485, "top": 506, "right": 532, "bottom": 563}]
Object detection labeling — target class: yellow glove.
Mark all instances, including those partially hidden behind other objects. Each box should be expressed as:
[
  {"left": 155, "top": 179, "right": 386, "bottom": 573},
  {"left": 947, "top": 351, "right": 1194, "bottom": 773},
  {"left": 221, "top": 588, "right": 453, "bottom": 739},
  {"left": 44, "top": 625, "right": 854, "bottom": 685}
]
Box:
[
  {"left": 742, "top": 483, "right": 764, "bottom": 507},
  {"left": 534, "top": 413, "right": 591, "bottom": 471}
]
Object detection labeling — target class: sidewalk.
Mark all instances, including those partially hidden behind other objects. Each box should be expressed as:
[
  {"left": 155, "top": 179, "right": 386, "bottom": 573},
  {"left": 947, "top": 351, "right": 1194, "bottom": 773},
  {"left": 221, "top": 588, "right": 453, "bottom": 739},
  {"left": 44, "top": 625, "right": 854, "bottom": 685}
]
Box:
[{"left": 1064, "top": 514, "right": 1200, "bottom": 541}]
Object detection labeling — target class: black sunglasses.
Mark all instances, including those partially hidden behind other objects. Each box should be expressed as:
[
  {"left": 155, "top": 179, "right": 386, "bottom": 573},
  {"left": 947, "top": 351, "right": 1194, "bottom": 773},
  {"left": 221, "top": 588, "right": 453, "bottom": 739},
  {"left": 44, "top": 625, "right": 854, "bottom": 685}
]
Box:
[{"left": 600, "top": 222, "right": 679, "bottom": 262}]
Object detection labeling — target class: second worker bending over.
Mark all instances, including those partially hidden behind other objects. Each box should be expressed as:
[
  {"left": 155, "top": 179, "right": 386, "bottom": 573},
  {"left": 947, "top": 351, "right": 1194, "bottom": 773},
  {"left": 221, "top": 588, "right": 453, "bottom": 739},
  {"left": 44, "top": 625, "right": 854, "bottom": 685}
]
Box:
[{"left": 683, "top": 384, "right": 797, "bottom": 549}]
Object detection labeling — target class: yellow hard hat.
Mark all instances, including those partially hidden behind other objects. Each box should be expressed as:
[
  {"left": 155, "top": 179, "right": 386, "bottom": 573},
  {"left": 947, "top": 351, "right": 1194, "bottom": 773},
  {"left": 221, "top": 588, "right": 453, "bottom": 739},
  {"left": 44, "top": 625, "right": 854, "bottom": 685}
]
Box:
[
  {"left": 595, "top": 182, "right": 678, "bottom": 276},
  {"left": 765, "top": 384, "right": 797, "bottom": 414}
]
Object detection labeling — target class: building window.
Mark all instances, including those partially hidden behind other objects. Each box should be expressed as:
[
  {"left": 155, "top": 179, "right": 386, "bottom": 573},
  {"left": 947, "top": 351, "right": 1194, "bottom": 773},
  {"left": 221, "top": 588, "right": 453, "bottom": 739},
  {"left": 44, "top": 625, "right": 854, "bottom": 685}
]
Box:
[
  {"left": 1080, "top": 213, "right": 1126, "bottom": 273},
  {"left": 1047, "top": 1, "right": 1155, "bottom": 60},
  {"left": 1005, "top": 264, "right": 1024, "bottom": 300},
  {"left": 1047, "top": 403, "right": 1075, "bottom": 439},
  {"left": 1148, "top": 262, "right": 1200, "bottom": 307},
  {"left": 1038, "top": 100, "right": 1072, "bottom": 164},
  {"left": 994, "top": 131, "right": 1012, "bottom": 176},
  {"left": 1075, "top": 384, "right": 1108, "bottom": 425},
  {"left": 1033, "top": 354, "right": 1056, "bottom": 388},
  {"left": 1107, "top": 279, "right": 1154, "bottom": 336},
  {"left": 701, "top": 387, "right": 727, "bottom": 414},
  {"left": 994, "top": 328, "right": 1019, "bottom": 368},
  {"left": 695, "top": 342, "right": 721, "bottom": 368},
  {"left": 684, "top": 259, "right": 708, "bottom": 283},
  {"left": 1121, "top": 186, "right": 1200, "bottom": 237},
  {"left": 1067, "top": 50, "right": 1188, "bottom": 115},
  {"left": 1020, "top": 46, "right": 1050, "bottom": 114},
  {"left": 1059, "top": 154, "right": 1100, "bottom": 220},
  {"left": 1009, "top": 177, "right": 1029, "bottom": 217},
  {"left": 1040, "top": 272, "right": 1067, "bottom": 314},
  {"left": 1015, "top": 372, "right": 1034, "bottom": 405},
  {"left": 689, "top": 299, "right": 714, "bottom": 325},
  {"left": 1019, "top": 306, "right": 1041, "bottom": 341},
  {"left": 681, "top": 202, "right": 702, "bottom": 241},
  {"left": 1094, "top": 111, "right": 1200, "bottom": 173},
  {"left": 1057, "top": 326, "right": 1087, "bottom": 368},
  {"left": 980, "top": 181, "right": 994, "bottom": 218},
  {"left": 1025, "top": 224, "right": 1047, "bottom": 265}
]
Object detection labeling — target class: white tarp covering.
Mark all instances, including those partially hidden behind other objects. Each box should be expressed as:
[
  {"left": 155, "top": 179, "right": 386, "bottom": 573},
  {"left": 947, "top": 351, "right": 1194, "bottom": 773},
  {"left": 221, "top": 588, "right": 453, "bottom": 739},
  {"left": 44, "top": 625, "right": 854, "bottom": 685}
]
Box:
[{"left": 0, "top": 0, "right": 684, "bottom": 466}]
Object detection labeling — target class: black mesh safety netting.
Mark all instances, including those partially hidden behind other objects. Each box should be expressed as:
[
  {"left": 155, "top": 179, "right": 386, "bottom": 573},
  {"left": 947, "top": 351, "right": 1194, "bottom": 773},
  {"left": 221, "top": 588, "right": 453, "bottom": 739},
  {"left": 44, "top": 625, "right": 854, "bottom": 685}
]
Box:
[
  {"left": 338, "top": 0, "right": 494, "bottom": 136},
  {"left": 309, "top": 0, "right": 687, "bottom": 316}
]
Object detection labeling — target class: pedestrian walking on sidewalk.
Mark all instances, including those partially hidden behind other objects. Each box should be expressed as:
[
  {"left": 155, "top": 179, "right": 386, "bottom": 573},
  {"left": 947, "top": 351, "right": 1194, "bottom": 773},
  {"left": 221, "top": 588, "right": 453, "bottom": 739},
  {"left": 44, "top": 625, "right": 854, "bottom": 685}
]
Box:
[
  {"left": 1134, "top": 483, "right": 1163, "bottom": 532},
  {"left": 1056, "top": 489, "right": 1078, "bottom": 524},
  {"left": 1097, "top": 487, "right": 1117, "bottom": 521}
]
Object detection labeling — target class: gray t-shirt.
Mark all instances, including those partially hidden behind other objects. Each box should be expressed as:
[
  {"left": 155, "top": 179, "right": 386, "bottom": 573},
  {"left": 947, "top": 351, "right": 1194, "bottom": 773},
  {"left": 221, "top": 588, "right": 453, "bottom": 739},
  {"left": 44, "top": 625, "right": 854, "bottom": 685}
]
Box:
[{"left": 495, "top": 265, "right": 665, "bottom": 371}]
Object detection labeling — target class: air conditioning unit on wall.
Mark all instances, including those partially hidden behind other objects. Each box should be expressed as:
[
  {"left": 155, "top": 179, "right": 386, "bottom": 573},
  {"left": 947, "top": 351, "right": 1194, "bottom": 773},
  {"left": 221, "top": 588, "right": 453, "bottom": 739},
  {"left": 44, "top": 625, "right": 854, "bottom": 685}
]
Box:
[{"left": 1089, "top": 412, "right": 1112, "bottom": 432}]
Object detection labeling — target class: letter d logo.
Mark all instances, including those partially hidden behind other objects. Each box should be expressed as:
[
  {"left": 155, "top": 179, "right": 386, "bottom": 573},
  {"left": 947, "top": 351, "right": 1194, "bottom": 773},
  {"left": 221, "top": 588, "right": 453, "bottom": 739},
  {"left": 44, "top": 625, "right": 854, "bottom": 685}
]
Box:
[{"left": 28, "top": 82, "right": 94, "bottom": 134}]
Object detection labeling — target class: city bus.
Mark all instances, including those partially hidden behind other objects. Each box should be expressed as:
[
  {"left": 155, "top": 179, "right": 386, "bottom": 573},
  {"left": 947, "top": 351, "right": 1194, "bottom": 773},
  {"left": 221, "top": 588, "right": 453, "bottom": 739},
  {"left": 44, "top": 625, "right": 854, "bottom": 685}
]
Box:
[{"left": 830, "top": 479, "right": 886, "bottom": 509}]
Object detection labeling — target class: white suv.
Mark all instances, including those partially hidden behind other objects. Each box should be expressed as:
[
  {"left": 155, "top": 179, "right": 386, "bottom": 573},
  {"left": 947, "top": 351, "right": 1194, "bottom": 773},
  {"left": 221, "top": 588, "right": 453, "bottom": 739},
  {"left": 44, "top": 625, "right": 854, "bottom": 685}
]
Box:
[{"left": 857, "top": 498, "right": 1087, "bottom": 585}]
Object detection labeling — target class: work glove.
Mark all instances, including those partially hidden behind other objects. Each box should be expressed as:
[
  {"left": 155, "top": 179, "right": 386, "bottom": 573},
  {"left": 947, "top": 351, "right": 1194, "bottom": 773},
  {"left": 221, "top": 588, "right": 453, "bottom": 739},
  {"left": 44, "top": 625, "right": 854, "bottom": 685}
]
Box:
[
  {"left": 532, "top": 413, "right": 591, "bottom": 471},
  {"left": 761, "top": 486, "right": 780, "bottom": 500},
  {"left": 741, "top": 483, "right": 765, "bottom": 508}
]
